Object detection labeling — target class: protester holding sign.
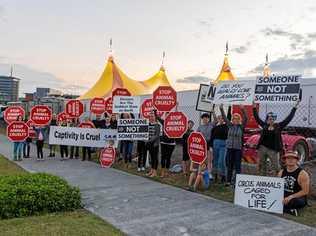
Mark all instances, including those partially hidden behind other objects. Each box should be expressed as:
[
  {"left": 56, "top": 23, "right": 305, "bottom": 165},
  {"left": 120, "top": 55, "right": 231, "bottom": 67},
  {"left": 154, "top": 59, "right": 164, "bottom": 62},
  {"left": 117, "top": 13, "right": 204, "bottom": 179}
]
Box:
[
  {"left": 155, "top": 111, "right": 176, "bottom": 178},
  {"left": 197, "top": 113, "right": 215, "bottom": 179},
  {"left": 210, "top": 106, "right": 231, "bottom": 183},
  {"left": 220, "top": 104, "right": 247, "bottom": 185},
  {"left": 187, "top": 159, "right": 209, "bottom": 192},
  {"left": 145, "top": 112, "right": 160, "bottom": 178},
  {"left": 12, "top": 116, "right": 24, "bottom": 161},
  {"left": 278, "top": 151, "right": 310, "bottom": 216},
  {"left": 253, "top": 100, "right": 299, "bottom": 176},
  {"left": 79, "top": 117, "right": 95, "bottom": 161},
  {"left": 59, "top": 121, "right": 69, "bottom": 161},
  {"left": 182, "top": 120, "right": 194, "bottom": 175},
  {"left": 69, "top": 118, "right": 80, "bottom": 159},
  {"left": 23, "top": 118, "right": 32, "bottom": 158},
  {"left": 120, "top": 113, "right": 135, "bottom": 167},
  {"left": 48, "top": 114, "right": 57, "bottom": 157},
  {"left": 34, "top": 125, "right": 47, "bottom": 161}
]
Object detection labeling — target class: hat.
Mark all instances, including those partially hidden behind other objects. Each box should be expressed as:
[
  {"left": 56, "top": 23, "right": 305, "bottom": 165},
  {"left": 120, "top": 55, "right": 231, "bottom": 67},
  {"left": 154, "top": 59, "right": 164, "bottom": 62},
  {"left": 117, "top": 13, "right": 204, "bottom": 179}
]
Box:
[{"left": 282, "top": 151, "right": 299, "bottom": 160}]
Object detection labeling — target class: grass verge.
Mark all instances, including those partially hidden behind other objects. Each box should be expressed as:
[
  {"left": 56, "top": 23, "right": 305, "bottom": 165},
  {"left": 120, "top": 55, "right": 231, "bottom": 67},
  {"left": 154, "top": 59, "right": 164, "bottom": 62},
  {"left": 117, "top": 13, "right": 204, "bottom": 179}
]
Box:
[{"left": 0, "top": 154, "right": 124, "bottom": 236}]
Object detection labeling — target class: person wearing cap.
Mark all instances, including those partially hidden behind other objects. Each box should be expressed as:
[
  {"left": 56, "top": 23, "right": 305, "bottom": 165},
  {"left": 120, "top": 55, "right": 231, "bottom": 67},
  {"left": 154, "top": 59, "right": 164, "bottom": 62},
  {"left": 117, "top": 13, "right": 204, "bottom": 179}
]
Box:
[
  {"left": 253, "top": 100, "right": 299, "bottom": 176},
  {"left": 278, "top": 151, "right": 310, "bottom": 216}
]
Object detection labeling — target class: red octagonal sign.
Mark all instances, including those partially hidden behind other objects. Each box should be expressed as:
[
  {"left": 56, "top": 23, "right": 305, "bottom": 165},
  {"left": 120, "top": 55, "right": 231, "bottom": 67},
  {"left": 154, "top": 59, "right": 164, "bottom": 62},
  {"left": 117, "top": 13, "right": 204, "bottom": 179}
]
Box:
[
  {"left": 104, "top": 97, "right": 113, "bottom": 114},
  {"left": 100, "top": 147, "right": 116, "bottom": 168},
  {"left": 112, "top": 88, "right": 131, "bottom": 97},
  {"left": 188, "top": 132, "right": 207, "bottom": 164},
  {"left": 141, "top": 98, "right": 164, "bottom": 118},
  {"left": 26, "top": 120, "right": 37, "bottom": 138},
  {"left": 4, "top": 106, "right": 25, "bottom": 124},
  {"left": 57, "top": 112, "right": 70, "bottom": 123},
  {"left": 153, "top": 86, "right": 177, "bottom": 112},
  {"left": 164, "top": 111, "right": 188, "bottom": 138},
  {"left": 7, "top": 121, "right": 29, "bottom": 142},
  {"left": 31, "top": 105, "right": 52, "bottom": 126},
  {"left": 90, "top": 97, "right": 106, "bottom": 115},
  {"left": 66, "top": 100, "right": 84, "bottom": 118}
]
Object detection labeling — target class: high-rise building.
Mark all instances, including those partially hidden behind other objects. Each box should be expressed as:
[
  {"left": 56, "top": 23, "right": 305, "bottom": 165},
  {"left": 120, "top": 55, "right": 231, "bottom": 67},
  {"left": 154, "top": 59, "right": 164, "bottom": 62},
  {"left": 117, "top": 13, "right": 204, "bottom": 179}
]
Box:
[{"left": 0, "top": 76, "right": 20, "bottom": 103}]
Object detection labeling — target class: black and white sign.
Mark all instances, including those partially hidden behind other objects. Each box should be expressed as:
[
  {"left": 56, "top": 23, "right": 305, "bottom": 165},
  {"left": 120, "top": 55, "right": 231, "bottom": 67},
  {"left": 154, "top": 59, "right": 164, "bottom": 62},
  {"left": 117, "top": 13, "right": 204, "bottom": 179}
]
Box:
[
  {"left": 117, "top": 119, "right": 149, "bottom": 140},
  {"left": 113, "top": 96, "right": 140, "bottom": 113},
  {"left": 234, "top": 174, "right": 284, "bottom": 214},
  {"left": 196, "top": 84, "right": 214, "bottom": 112},
  {"left": 254, "top": 75, "right": 301, "bottom": 104},
  {"left": 49, "top": 126, "right": 118, "bottom": 147},
  {"left": 214, "top": 80, "right": 256, "bottom": 105}
]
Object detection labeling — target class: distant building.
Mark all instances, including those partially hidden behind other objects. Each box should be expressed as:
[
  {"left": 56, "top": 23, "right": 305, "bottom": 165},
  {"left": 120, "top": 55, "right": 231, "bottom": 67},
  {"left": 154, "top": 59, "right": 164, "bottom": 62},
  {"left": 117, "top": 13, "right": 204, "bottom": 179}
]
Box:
[
  {"left": 0, "top": 76, "right": 20, "bottom": 103},
  {"left": 35, "top": 87, "right": 62, "bottom": 99}
]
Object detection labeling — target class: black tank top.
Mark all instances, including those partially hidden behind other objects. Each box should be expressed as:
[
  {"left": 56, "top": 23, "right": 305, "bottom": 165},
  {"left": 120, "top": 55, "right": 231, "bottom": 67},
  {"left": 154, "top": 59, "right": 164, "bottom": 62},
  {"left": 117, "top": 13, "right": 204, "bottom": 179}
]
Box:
[{"left": 281, "top": 167, "right": 303, "bottom": 197}]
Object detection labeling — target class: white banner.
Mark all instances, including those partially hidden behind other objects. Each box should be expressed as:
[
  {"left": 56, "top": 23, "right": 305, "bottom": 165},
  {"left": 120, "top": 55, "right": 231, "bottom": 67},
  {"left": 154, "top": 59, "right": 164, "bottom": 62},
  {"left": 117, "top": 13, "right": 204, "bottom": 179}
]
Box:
[
  {"left": 213, "top": 80, "right": 256, "bottom": 105},
  {"left": 254, "top": 75, "right": 301, "bottom": 104},
  {"left": 117, "top": 119, "right": 149, "bottom": 140},
  {"left": 113, "top": 96, "right": 140, "bottom": 113},
  {"left": 49, "top": 126, "right": 118, "bottom": 148},
  {"left": 234, "top": 174, "right": 284, "bottom": 214}
]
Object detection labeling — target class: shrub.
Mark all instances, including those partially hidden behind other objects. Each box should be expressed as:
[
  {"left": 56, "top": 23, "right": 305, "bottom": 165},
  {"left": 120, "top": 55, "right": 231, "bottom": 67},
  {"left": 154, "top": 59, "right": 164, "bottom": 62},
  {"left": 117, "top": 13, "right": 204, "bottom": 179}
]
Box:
[{"left": 0, "top": 173, "right": 82, "bottom": 219}]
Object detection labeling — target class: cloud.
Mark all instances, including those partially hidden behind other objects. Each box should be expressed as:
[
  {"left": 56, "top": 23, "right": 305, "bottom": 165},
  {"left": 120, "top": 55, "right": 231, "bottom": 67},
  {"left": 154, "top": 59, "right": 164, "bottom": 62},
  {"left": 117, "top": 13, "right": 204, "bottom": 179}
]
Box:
[
  {"left": 232, "top": 45, "right": 248, "bottom": 54},
  {"left": 250, "top": 50, "right": 316, "bottom": 76},
  {"left": 176, "top": 75, "right": 210, "bottom": 84},
  {"left": 261, "top": 27, "right": 311, "bottom": 50},
  {"left": 0, "top": 63, "right": 64, "bottom": 95}
]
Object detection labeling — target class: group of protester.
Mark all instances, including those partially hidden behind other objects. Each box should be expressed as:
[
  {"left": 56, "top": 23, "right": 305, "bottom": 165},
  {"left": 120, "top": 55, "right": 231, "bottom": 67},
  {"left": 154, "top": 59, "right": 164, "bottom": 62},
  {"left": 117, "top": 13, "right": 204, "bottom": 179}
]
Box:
[{"left": 10, "top": 99, "right": 310, "bottom": 216}]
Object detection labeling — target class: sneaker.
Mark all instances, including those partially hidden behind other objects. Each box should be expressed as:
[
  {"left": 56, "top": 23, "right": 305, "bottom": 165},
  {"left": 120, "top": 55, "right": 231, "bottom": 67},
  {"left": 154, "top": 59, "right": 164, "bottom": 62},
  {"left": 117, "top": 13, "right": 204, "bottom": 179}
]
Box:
[
  {"left": 137, "top": 168, "right": 141, "bottom": 172},
  {"left": 289, "top": 209, "right": 298, "bottom": 217},
  {"left": 141, "top": 167, "right": 145, "bottom": 171},
  {"left": 37, "top": 158, "right": 40, "bottom": 161}
]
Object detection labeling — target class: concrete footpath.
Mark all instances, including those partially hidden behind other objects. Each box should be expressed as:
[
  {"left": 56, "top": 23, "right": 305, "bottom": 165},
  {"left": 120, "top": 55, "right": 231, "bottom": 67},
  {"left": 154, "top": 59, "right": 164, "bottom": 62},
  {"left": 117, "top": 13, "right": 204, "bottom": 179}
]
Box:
[{"left": 0, "top": 134, "right": 315, "bottom": 236}]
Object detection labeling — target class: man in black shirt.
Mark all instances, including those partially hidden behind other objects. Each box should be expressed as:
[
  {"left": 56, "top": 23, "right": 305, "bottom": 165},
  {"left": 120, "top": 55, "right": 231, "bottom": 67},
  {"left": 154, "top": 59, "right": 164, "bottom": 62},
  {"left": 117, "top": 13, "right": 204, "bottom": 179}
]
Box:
[
  {"left": 49, "top": 114, "right": 57, "bottom": 157},
  {"left": 278, "top": 151, "right": 310, "bottom": 216}
]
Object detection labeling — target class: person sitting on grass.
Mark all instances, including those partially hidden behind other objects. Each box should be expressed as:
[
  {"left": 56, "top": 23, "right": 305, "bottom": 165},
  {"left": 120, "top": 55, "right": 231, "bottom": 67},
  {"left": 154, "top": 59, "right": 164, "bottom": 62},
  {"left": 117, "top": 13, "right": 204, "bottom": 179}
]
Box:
[
  {"left": 187, "top": 160, "right": 210, "bottom": 192},
  {"left": 278, "top": 151, "right": 310, "bottom": 216}
]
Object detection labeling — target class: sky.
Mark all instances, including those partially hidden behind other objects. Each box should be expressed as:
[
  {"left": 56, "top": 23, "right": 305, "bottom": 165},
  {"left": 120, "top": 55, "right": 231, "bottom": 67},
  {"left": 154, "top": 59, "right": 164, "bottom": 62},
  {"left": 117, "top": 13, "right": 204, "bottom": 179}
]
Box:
[{"left": 0, "top": 0, "right": 316, "bottom": 95}]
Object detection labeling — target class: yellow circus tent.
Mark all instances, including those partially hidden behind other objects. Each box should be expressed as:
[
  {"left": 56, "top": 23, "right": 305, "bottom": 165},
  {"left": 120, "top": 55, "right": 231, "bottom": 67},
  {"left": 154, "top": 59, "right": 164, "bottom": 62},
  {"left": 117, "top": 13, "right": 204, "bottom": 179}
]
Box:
[
  {"left": 142, "top": 66, "right": 171, "bottom": 94},
  {"left": 213, "top": 55, "right": 236, "bottom": 84},
  {"left": 79, "top": 56, "right": 172, "bottom": 100}
]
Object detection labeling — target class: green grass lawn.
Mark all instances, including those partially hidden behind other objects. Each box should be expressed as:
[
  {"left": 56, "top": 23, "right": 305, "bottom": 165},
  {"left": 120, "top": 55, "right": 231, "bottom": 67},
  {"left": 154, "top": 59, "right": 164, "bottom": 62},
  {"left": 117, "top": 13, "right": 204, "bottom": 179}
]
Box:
[
  {"left": 91, "top": 153, "right": 316, "bottom": 228},
  {"left": 0, "top": 154, "right": 124, "bottom": 236}
]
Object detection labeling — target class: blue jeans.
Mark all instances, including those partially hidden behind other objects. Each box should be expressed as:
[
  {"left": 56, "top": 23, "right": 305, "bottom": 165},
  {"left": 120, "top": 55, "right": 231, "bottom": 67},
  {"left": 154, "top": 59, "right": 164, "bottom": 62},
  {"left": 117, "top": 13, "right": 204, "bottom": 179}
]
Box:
[
  {"left": 122, "top": 141, "right": 133, "bottom": 163},
  {"left": 226, "top": 148, "right": 242, "bottom": 184},
  {"left": 13, "top": 142, "right": 23, "bottom": 160},
  {"left": 213, "top": 139, "right": 226, "bottom": 176}
]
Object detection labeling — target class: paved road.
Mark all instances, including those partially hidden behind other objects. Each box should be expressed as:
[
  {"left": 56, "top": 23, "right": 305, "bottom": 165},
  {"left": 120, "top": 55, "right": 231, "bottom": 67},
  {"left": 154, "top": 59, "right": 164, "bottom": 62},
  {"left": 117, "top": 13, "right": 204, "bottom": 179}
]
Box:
[{"left": 0, "top": 134, "right": 315, "bottom": 236}]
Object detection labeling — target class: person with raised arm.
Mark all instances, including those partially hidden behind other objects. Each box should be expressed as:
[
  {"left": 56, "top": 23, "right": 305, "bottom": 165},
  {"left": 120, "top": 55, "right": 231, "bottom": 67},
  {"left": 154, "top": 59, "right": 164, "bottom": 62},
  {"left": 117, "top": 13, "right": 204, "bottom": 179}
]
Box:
[
  {"left": 253, "top": 100, "right": 299, "bottom": 176},
  {"left": 220, "top": 104, "right": 248, "bottom": 186}
]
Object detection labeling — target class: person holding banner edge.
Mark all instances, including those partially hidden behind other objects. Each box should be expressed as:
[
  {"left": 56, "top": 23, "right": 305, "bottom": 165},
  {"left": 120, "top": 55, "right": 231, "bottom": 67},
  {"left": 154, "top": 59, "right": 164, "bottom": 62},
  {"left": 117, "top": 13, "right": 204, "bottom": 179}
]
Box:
[
  {"left": 253, "top": 100, "right": 300, "bottom": 176},
  {"left": 220, "top": 104, "right": 248, "bottom": 186},
  {"left": 278, "top": 151, "right": 310, "bottom": 216}
]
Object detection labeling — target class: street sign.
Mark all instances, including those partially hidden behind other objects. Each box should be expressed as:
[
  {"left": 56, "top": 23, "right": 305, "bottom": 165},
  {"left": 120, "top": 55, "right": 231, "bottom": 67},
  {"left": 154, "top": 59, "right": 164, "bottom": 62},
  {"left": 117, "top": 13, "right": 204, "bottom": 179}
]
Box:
[
  {"left": 7, "top": 121, "right": 29, "bottom": 142},
  {"left": 153, "top": 86, "right": 177, "bottom": 111},
  {"left": 164, "top": 111, "right": 187, "bottom": 138},
  {"left": 90, "top": 97, "right": 106, "bottom": 115},
  {"left": 140, "top": 98, "right": 164, "bottom": 118},
  {"left": 65, "top": 100, "right": 84, "bottom": 118},
  {"left": 26, "top": 120, "right": 36, "bottom": 138},
  {"left": 4, "top": 106, "right": 25, "bottom": 124},
  {"left": 188, "top": 132, "right": 207, "bottom": 164},
  {"left": 105, "top": 97, "right": 113, "bottom": 114},
  {"left": 100, "top": 146, "right": 116, "bottom": 168},
  {"left": 112, "top": 88, "right": 131, "bottom": 97},
  {"left": 30, "top": 105, "right": 52, "bottom": 126}
]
